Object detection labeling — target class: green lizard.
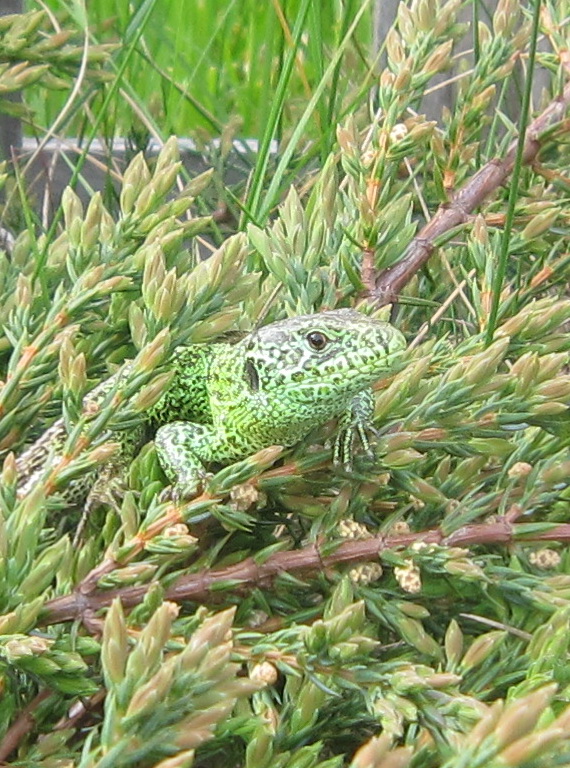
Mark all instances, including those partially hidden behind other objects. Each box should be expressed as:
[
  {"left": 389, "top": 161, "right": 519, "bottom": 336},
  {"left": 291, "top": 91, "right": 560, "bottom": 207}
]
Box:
[{"left": 16, "top": 309, "right": 406, "bottom": 502}]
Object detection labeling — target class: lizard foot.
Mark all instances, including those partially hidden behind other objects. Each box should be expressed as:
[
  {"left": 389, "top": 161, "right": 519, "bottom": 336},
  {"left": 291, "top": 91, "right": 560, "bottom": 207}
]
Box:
[
  {"left": 160, "top": 471, "right": 213, "bottom": 503},
  {"left": 333, "top": 389, "right": 379, "bottom": 470},
  {"left": 333, "top": 422, "right": 380, "bottom": 470},
  {"left": 73, "top": 473, "right": 127, "bottom": 545}
]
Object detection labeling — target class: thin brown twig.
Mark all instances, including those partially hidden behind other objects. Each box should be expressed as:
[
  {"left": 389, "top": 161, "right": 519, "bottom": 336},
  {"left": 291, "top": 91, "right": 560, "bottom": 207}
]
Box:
[
  {"left": 42, "top": 516, "right": 570, "bottom": 627},
  {"left": 0, "top": 689, "right": 106, "bottom": 764},
  {"left": 409, "top": 268, "right": 476, "bottom": 349},
  {"left": 0, "top": 690, "right": 51, "bottom": 764},
  {"left": 371, "top": 80, "right": 570, "bottom": 305},
  {"left": 54, "top": 690, "right": 106, "bottom": 733},
  {"left": 403, "top": 152, "right": 477, "bottom": 322}
]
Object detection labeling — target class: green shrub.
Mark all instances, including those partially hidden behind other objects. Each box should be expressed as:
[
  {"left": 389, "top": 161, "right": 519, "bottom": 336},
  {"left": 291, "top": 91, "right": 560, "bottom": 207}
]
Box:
[{"left": 2, "top": 1, "right": 570, "bottom": 766}]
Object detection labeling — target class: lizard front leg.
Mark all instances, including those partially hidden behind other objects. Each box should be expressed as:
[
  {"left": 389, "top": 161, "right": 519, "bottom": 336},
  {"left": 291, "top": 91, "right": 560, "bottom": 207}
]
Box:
[
  {"left": 155, "top": 421, "right": 218, "bottom": 499},
  {"left": 333, "top": 388, "right": 378, "bottom": 469}
]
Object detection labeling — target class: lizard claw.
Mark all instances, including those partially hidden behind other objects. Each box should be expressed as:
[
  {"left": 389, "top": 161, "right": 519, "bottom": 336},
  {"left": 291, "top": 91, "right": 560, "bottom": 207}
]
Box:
[
  {"left": 333, "top": 389, "right": 380, "bottom": 469},
  {"left": 159, "top": 484, "right": 195, "bottom": 504},
  {"left": 166, "top": 471, "right": 213, "bottom": 503},
  {"left": 158, "top": 485, "right": 175, "bottom": 503},
  {"left": 333, "top": 422, "right": 379, "bottom": 470},
  {"left": 161, "top": 484, "right": 198, "bottom": 504}
]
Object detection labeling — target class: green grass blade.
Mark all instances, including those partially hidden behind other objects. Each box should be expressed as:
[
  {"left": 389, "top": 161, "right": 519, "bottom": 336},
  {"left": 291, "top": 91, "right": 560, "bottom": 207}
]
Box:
[
  {"left": 256, "top": 0, "right": 373, "bottom": 224},
  {"left": 484, "top": 0, "right": 543, "bottom": 345}
]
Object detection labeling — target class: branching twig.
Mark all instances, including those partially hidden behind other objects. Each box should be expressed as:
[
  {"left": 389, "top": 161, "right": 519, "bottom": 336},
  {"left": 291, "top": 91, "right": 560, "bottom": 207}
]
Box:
[
  {"left": 0, "top": 690, "right": 51, "bottom": 764},
  {"left": 42, "top": 516, "right": 570, "bottom": 626},
  {"left": 372, "top": 80, "right": 570, "bottom": 305}
]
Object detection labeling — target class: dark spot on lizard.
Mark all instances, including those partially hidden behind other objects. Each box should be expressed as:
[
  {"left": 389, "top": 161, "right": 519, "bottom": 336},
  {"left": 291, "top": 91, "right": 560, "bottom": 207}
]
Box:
[
  {"left": 377, "top": 334, "right": 390, "bottom": 354},
  {"left": 245, "top": 359, "right": 260, "bottom": 392}
]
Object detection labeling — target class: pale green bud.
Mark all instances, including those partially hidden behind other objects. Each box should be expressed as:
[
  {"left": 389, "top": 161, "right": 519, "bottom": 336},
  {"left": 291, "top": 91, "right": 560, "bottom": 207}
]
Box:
[
  {"left": 101, "top": 598, "right": 128, "bottom": 686},
  {"left": 460, "top": 630, "right": 506, "bottom": 671},
  {"left": 424, "top": 39, "right": 453, "bottom": 74},
  {"left": 154, "top": 135, "right": 180, "bottom": 174},
  {"left": 499, "top": 729, "right": 567, "bottom": 767},
  {"left": 521, "top": 208, "right": 560, "bottom": 240},
  {"left": 445, "top": 620, "right": 464, "bottom": 667},
  {"left": 81, "top": 192, "right": 104, "bottom": 251},
  {"left": 494, "top": 684, "right": 557, "bottom": 749}
]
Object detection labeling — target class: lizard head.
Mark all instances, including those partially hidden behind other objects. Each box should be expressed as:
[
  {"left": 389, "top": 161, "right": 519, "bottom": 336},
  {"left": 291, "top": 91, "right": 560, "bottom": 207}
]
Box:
[{"left": 239, "top": 309, "right": 406, "bottom": 404}]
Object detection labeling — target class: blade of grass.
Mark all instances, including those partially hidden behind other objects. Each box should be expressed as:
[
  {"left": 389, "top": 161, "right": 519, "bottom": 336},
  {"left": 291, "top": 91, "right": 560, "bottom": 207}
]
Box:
[
  {"left": 34, "top": 0, "right": 158, "bottom": 279},
  {"left": 256, "top": 0, "right": 373, "bottom": 224},
  {"left": 241, "top": 0, "right": 312, "bottom": 225},
  {"left": 325, "top": 0, "right": 357, "bottom": 161},
  {"left": 484, "top": 0, "right": 542, "bottom": 344},
  {"left": 255, "top": 3, "right": 281, "bottom": 143},
  {"left": 473, "top": 0, "right": 481, "bottom": 169},
  {"left": 136, "top": 46, "right": 223, "bottom": 133}
]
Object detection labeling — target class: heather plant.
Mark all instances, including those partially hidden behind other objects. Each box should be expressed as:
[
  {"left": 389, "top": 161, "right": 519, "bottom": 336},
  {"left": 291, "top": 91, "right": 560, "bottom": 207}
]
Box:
[{"left": 1, "top": 1, "right": 570, "bottom": 767}]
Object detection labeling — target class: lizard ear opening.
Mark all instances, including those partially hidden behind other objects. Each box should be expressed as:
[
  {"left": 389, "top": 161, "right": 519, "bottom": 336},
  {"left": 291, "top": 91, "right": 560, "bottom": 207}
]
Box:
[{"left": 244, "top": 359, "right": 260, "bottom": 392}]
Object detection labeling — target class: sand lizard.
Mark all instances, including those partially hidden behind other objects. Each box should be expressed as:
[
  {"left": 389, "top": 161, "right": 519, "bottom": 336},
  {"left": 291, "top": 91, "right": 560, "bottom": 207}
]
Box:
[{"left": 15, "top": 309, "right": 406, "bottom": 501}]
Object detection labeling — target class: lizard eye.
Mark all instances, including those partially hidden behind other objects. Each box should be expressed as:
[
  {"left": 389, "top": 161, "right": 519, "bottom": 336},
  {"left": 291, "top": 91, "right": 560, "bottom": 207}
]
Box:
[{"left": 306, "top": 331, "right": 329, "bottom": 351}]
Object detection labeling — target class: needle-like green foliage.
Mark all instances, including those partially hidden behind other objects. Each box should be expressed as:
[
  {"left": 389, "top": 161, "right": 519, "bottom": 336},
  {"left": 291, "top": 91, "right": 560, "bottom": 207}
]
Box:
[{"left": 2, "top": 1, "right": 570, "bottom": 767}]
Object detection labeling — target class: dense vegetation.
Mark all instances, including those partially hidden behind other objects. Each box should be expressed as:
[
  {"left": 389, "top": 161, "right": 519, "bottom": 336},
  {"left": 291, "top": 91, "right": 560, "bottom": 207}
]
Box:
[{"left": 1, "top": 1, "right": 570, "bottom": 766}]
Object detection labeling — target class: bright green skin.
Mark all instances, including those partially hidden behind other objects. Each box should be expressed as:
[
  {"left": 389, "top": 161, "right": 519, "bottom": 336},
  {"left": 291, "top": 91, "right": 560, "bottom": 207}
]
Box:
[
  {"left": 151, "top": 309, "right": 406, "bottom": 498},
  {"left": 16, "top": 309, "right": 405, "bottom": 503}
]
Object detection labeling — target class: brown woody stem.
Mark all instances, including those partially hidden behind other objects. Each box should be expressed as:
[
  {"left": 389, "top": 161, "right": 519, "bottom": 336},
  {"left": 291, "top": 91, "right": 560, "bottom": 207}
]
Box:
[
  {"left": 0, "top": 690, "right": 51, "bottom": 763},
  {"left": 42, "top": 517, "right": 570, "bottom": 626},
  {"left": 372, "top": 80, "right": 570, "bottom": 304}
]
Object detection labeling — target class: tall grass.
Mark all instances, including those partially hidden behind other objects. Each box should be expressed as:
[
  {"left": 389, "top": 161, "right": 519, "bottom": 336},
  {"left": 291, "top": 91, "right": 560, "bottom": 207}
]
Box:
[{"left": 25, "top": 0, "right": 374, "bottom": 144}]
